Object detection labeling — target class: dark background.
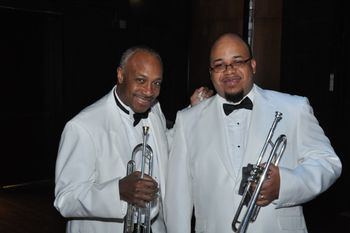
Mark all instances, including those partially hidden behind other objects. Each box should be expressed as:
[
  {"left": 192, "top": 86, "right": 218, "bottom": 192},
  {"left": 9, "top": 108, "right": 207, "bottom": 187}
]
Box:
[
  {"left": 0, "top": 0, "right": 190, "bottom": 185},
  {"left": 0, "top": 0, "right": 348, "bottom": 232}
]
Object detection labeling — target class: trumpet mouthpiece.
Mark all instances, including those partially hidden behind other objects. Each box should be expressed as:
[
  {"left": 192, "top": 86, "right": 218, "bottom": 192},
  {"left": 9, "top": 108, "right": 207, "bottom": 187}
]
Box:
[{"left": 142, "top": 126, "right": 150, "bottom": 135}]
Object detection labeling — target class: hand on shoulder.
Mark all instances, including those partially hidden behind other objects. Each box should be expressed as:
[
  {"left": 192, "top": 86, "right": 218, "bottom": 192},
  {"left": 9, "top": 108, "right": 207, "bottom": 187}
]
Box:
[{"left": 190, "top": 86, "right": 214, "bottom": 107}]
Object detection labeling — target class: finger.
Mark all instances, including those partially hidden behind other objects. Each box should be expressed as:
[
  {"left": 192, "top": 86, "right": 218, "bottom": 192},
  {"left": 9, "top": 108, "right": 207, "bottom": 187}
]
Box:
[
  {"left": 142, "top": 174, "right": 157, "bottom": 182},
  {"left": 133, "top": 199, "right": 146, "bottom": 208},
  {"left": 134, "top": 180, "right": 159, "bottom": 194},
  {"left": 139, "top": 178, "right": 158, "bottom": 191},
  {"left": 256, "top": 194, "right": 270, "bottom": 207},
  {"left": 197, "top": 87, "right": 205, "bottom": 92},
  {"left": 260, "top": 194, "right": 264, "bottom": 200},
  {"left": 197, "top": 90, "right": 204, "bottom": 101},
  {"left": 206, "top": 90, "right": 214, "bottom": 97},
  {"left": 267, "top": 173, "right": 271, "bottom": 179},
  {"left": 134, "top": 189, "right": 158, "bottom": 203}
]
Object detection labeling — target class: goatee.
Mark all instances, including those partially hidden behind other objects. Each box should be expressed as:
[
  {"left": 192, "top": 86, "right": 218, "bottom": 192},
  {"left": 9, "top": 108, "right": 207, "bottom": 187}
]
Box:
[{"left": 225, "top": 90, "right": 244, "bottom": 103}]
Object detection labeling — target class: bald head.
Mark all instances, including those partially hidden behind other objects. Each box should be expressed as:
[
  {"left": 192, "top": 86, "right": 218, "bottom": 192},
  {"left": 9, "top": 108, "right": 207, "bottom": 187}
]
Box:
[{"left": 210, "top": 33, "right": 252, "bottom": 62}]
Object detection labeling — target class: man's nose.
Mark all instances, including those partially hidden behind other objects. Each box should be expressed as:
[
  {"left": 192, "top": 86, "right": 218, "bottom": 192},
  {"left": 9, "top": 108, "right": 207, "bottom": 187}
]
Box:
[
  {"left": 224, "top": 63, "right": 237, "bottom": 72},
  {"left": 143, "top": 83, "right": 154, "bottom": 96}
]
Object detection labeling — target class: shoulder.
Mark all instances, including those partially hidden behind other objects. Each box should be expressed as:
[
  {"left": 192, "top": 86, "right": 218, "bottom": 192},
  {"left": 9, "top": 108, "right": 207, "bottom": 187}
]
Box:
[
  {"left": 65, "top": 90, "right": 114, "bottom": 130},
  {"left": 173, "top": 96, "right": 217, "bottom": 130},
  {"left": 255, "top": 86, "right": 314, "bottom": 121},
  {"left": 149, "top": 101, "right": 167, "bottom": 126},
  {"left": 178, "top": 95, "right": 215, "bottom": 117},
  {"left": 257, "top": 85, "right": 309, "bottom": 107},
  {"left": 150, "top": 101, "right": 164, "bottom": 117}
]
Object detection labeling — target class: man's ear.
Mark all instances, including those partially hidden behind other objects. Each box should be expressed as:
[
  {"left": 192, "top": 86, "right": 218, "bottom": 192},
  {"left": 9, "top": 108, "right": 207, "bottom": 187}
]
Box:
[
  {"left": 117, "top": 67, "right": 124, "bottom": 84},
  {"left": 251, "top": 59, "right": 257, "bottom": 74}
]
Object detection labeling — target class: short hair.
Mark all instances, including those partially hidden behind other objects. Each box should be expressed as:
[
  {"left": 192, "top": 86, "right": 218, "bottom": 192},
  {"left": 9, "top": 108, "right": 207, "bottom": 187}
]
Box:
[{"left": 119, "top": 46, "right": 163, "bottom": 70}]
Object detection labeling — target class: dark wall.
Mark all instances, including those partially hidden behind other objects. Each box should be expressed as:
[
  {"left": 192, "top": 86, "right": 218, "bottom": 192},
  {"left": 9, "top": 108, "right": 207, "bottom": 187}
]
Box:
[
  {"left": 0, "top": 5, "right": 62, "bottom": 184},
  {"left": 60, "top": 0, "right": 191, "bottom": 122},
  {"left": 0, "top": 0, "right": 190, "bottom": 185},
  {"left": 281, "top": 0, "right": 349, "bottom": 231}
]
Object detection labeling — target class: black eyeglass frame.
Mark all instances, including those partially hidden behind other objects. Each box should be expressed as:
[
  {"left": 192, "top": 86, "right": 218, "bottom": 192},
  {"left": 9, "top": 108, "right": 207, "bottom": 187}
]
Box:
[{"left": 209, "top": 57, "right": 252, "bottom": 73}]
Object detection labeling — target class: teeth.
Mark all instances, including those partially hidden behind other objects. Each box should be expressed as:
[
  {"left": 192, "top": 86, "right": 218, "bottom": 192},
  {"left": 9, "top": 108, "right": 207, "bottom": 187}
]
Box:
[{"left": 138, "top": 97, "right": 151, "bottom": 105}]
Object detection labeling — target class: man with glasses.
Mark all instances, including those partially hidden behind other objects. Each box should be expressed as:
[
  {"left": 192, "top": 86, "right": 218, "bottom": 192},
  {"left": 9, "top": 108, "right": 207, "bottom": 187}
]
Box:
[{"left": 164, "top": 33, "right": 341, "bottom": 233}]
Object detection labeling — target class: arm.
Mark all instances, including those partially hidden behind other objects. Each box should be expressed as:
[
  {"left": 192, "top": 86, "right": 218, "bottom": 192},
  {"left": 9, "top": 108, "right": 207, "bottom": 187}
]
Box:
[
  {"left": 275, "top": 98, "right": 342, "bottom": 207},
  {"left": 54, "top": 121, "right": 126, "bottom": 219},
  {"left": 165, "top": 114, "right": 194, "bottom": 233}
]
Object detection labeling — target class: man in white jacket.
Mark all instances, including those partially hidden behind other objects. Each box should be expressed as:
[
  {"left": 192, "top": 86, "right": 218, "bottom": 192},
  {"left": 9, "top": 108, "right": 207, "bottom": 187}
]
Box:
[
  {"left": 165, "top": 33, "right": 342, "bottom": 233},
  {"left": 54, "top": 46, "right": 213, "bottom": 233},
  {"left": 54, "top": 46, "right": 169, "bottom": 233}
]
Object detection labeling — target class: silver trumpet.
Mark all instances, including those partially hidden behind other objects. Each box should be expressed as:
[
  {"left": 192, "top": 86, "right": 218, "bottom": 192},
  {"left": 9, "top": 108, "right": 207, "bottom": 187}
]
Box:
[
  {"left": 232, "top": 111, "right": 287, "bottom": 233},
  {"left": 124, "top": 126, "right": 153, "bottom": 233}
]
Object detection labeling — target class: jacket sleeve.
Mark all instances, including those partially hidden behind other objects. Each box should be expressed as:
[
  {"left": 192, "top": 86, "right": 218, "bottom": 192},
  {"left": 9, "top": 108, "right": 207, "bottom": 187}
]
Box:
[
  {"left": 164, "top": 113, "right": 194, "bottom": 233},
  {"left": 54, "top": 121, "right": 127, "bottom": 219},
  {"left": 276, "top": 97, "right": 342, "bottom": 208}
]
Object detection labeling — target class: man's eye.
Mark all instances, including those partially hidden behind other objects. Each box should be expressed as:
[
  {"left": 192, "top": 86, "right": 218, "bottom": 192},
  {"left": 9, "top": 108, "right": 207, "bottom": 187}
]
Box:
[
  {"left": 214, "top": 64, "right": 225, "bottom": 68},
  {"left": 154, "top": 81, "right": 162, "bottom": 87},
  {"left": 136, "top": 78, "right": 145, "bottom": 83},
  {"left": 234, "top": 60, "right": 245, "bottom": 65}
]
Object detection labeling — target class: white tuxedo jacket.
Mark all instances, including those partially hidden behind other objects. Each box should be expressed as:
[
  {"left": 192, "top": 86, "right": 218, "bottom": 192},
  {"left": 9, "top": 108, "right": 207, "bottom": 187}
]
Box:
[
  {"left": 165, "top": 85, "right": 341, "bottom": 233},
  {"left": 54, "top": 87, "right": 169, "bottom": 233}
]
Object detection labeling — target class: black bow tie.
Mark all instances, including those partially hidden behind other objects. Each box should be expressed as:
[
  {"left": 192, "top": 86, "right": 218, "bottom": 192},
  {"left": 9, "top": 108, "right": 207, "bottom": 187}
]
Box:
[
  {"left": 114, "top": 92, "right": 150, "bottom": 127},
  {"left": 223, "top": 97, "right": 253, "bottom": 115},
  {"left": 133, "top": 110, "right": 150, "bottom": 127}
]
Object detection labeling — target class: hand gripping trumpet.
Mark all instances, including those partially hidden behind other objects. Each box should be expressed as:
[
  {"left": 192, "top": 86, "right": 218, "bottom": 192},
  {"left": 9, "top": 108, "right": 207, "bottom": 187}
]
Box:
[
  {"left": 124, "top": 126, "right": 154, "bottom": 233},
  {"left": 232, "top": 111, "right": 287, "bottom": 233}
]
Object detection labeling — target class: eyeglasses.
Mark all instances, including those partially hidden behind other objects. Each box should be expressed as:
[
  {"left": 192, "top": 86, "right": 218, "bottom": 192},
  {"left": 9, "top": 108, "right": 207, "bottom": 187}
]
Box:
[{"left": 209, "top": 57, "right": 252, "bottom": 73}]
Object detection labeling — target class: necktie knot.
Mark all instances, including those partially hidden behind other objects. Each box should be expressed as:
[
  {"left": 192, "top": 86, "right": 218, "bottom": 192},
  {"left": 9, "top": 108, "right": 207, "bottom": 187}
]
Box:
[{"left": 223, "top": 97, "right": 253, "bottom": 115}]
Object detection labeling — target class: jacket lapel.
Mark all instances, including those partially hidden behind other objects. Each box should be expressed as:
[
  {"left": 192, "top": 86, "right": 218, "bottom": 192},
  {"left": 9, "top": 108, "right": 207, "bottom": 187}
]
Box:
[
  {"left": 242, "top": 87, "right": 279, "bottom": 174},
  {"left": 146, "top": 108, "right": 168, "bottom": 200},
  {"left": 107, "top": 90, "right": 132, "bottom": 175}
]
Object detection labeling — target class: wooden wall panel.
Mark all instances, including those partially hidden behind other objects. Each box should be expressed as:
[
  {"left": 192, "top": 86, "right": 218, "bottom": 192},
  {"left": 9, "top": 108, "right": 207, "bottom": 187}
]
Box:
[
  {"left": 189, "top": 0, "right": 282, "bottom": 93},
  {"left": 252, "top": 0, "right": 282, "bottom": 90},
  {"left": 189, "top": 0, "right": 244, "bottom": 92},
  {"left": 253, "top": 19, "right": 282, "bottom": 90}
]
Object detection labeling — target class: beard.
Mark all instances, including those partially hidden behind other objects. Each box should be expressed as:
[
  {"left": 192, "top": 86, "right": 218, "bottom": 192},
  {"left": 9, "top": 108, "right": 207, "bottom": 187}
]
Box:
[{"left": 225, "top": 90, "right": 244, "bottom": 103}]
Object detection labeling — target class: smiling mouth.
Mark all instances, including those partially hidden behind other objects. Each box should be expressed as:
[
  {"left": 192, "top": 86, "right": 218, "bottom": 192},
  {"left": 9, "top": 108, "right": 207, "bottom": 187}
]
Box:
[
  {"left": 223, "top": 77, "right": 240, "bottom": 86},
  {"left": 136, "top": 96, "right": 154, "bottom": 106}
]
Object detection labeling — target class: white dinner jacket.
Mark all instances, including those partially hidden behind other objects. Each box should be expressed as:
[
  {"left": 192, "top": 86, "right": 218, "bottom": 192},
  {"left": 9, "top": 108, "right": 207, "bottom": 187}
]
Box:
[
  {"left": 54, "top": 86, "right": 169, "bottom": 233},
  {"left": 165, "top": 84, "right": 341, "bottom": 233}
]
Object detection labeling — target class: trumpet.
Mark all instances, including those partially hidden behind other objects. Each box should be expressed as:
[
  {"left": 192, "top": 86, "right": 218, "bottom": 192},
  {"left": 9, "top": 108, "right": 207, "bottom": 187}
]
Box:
[
  {"left": 232, "top": 111, "right": 287, "bottom": 233},
  {"left": 124, "top": 126, "right": 153, "bottom": 233}
]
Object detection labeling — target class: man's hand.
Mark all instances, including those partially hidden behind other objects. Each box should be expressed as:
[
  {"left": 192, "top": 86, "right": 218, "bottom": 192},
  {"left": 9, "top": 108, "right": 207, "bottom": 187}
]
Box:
[
  {"left": 256, "top": 164, "right": 280, "bottom": 206},
  {"left": 119, "top": 171, "right": 159, "bottom": 208},
  {"left": 190, "top": 86, "right": 214, "bottom": 106}
]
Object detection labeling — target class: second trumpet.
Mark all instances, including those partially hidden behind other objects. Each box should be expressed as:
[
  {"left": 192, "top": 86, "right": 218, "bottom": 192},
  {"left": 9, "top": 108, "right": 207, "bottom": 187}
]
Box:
[{"left": 232, "top": 111, "right": 287, "bottom": 233}]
